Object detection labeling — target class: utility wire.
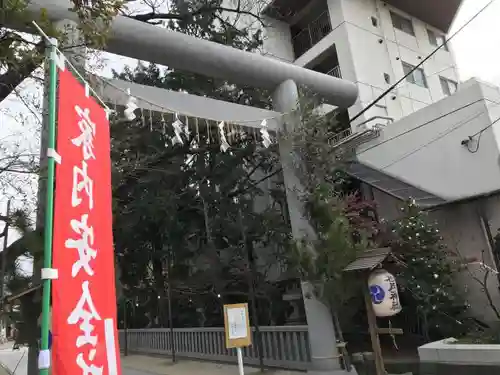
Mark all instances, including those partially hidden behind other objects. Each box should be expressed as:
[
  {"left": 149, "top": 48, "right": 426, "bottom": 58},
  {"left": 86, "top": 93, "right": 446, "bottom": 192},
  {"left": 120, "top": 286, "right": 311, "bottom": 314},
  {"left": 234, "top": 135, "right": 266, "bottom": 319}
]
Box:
[
  {"left": 349, "top": 0, "right": 498, "bottom": 124},
  {"left": 356, "top": 98, "right": 490, "bottom": 157},
  {"left": 378, "top": 100, "right": 500, "bottom": 169},
  {"left": 395, "top": 64, "right": 457, "bottom": 93},
  {"left": 470, "top": 111, "right": 500, "bottom": 137},
  {"left": 380, "top": 110, "right": 488, "bottom": 169},
  {"left": 462, "top": 101, "right": 500, "bottom": 153}
]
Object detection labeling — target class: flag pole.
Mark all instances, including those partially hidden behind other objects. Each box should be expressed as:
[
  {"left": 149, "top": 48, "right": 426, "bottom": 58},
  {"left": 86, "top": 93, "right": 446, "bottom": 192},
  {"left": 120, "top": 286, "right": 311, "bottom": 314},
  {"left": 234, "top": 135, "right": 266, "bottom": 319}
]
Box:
[{"left": 36, "top": 23, "right": 59, "bottom": 375}]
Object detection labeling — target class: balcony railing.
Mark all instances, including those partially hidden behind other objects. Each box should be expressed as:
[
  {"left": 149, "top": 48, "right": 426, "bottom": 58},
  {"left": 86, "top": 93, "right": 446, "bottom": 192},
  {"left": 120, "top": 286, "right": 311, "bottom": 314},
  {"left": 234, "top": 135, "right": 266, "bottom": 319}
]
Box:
[
  {"left": 326, "top": 65, "right": 342, "bottom": 79},
  {"left": 292, "top": 11, "right": 332, "bottom": 58}
]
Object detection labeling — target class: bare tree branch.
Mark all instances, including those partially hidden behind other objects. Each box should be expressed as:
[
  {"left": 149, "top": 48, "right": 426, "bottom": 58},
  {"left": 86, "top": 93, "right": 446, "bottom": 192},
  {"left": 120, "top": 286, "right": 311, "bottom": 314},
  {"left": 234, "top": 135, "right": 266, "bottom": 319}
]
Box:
[
  {"left": 0, "top": 40, "right": 45, "bottom": 103},
  {"left": 129, "top": 5, "right": 265, "bottom": 27}
]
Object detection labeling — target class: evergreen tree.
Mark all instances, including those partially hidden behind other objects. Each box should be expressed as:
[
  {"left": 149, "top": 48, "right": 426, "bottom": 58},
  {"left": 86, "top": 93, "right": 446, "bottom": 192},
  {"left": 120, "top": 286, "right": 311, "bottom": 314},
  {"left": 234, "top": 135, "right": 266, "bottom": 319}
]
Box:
[
  {"left": 111, "top": 106, "right": 289, "bottom": 327},
  {"left": 111, "top": 1, "right": 289, "bottom": 326},
  {"left": 390, "top": 201, "right": 470, "bottom": 339}
]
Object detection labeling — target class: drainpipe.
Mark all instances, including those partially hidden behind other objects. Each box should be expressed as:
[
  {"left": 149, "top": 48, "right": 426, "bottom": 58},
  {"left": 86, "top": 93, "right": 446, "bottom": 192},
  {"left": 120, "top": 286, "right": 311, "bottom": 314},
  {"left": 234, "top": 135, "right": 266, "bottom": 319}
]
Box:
[{"left": 476, "top": 202, "right": 500, "bottom": 285}]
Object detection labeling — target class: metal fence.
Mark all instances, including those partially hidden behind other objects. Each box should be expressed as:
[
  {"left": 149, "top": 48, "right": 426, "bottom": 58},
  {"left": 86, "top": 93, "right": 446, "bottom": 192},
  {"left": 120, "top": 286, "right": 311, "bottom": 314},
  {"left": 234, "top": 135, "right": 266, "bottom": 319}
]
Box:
[
  {"left": 119, "top": 326, "right": 311, "bottom": 370},
  {"left": 327, "top": 65, "right": 342, "bottom": 79},
  {"left": 292, "top": 11, "right": 332, "bottom": 58}
]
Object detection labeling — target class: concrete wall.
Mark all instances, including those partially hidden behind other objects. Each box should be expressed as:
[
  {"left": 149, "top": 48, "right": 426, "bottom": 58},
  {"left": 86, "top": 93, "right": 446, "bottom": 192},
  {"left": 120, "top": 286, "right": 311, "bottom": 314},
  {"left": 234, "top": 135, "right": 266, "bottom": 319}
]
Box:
[
  {"left": 262, "top": 16, "right": 295, "bottom": 62},
  {"left": 373, "top": 188, "right": 500, "bottom": 323},
  {"left": 357, "top": 79, "right": 500, "bottom": 200},
  {"left": 419, "top": 338, "right": 500, "bottom": 366}
]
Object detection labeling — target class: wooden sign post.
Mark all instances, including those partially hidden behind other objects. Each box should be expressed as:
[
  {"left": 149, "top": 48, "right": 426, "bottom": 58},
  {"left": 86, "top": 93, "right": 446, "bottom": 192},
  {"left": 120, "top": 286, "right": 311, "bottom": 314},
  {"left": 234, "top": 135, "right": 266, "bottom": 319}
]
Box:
[{"left": 224, "top": 303, "right": 252, "bottom": 375}]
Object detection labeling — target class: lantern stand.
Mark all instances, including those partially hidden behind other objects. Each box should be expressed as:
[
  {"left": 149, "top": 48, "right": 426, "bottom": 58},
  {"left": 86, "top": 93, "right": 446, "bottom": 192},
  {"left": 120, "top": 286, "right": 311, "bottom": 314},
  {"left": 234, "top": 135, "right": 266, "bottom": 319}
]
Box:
[
  {"left": 363, "top": 278, "right": 385, "bottom": 375},
  {"left": 343, "top": 248, "right": 402, "bottom": 375}
]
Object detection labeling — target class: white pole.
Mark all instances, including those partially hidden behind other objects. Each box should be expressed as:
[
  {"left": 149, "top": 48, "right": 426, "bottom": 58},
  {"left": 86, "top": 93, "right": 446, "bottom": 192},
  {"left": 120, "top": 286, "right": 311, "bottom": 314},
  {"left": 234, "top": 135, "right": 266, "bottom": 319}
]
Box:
[{"left": 236, "top": 347, "right": 245, "bottom": 375}]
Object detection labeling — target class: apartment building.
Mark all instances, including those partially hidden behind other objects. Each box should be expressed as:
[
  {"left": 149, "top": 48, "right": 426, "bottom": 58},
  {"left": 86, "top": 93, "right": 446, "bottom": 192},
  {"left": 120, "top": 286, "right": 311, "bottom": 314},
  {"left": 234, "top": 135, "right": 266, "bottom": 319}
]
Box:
[
  {"left": 222, "top": 0, "right": 500, "bottom": 322},
  {"left": 257, "top": 0, "right": 459, "bottom": 124}
]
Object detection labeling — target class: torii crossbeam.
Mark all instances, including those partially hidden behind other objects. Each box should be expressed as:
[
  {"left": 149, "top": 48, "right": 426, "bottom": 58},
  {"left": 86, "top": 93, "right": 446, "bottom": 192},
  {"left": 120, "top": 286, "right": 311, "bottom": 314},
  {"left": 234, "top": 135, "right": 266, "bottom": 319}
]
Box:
[{"left": 15, "top": 0, "right": 358, "bottom": 108}]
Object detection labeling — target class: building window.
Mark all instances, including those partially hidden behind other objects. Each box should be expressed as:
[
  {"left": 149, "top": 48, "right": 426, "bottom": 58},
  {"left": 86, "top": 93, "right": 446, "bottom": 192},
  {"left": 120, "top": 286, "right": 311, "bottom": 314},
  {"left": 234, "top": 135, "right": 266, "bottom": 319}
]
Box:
[
  {"left": 390, "top": 11, "right": 414, "bottom": 36},
  {"left": 428, "top": 29, "right": 449, "bottom": 51},
  {"left": 440, "top": 77, "right": 458, "bottom": 96},
  {"left": 402, "top": 62, "right": 427, "bottom": 88}
]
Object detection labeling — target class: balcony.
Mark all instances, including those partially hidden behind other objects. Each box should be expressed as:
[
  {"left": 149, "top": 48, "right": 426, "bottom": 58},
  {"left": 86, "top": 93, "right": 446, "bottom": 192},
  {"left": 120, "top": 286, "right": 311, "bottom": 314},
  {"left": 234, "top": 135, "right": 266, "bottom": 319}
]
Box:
[
  {"left": 308, "top": 45, "right": 341, "bottom": 78},
  {"left": 326, "top": 65, "right": 342, "bottom": 79},
  {"left": 262, "top": 0, "right": 312, "bottom": 22},
  {"left": 291, "top": 10, "right": 332, "bottom": 59}
]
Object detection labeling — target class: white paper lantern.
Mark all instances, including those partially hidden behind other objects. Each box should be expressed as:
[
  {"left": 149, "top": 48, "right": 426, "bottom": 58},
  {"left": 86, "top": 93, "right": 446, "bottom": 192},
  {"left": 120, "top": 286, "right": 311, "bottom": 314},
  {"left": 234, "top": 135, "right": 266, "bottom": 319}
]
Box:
[{"left": 367, "top": 269, "right": 402, "bottom": 317}]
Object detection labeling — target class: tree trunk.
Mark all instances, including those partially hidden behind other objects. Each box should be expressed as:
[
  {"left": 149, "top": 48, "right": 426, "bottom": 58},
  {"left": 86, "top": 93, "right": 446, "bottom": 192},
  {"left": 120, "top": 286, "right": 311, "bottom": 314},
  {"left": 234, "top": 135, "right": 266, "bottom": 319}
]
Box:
[
  {"left": 152, "top": 257, "right": 167, "bottom": 327},
  {"left": 24, "top": 293, "right": 41, "bottom": 375}
]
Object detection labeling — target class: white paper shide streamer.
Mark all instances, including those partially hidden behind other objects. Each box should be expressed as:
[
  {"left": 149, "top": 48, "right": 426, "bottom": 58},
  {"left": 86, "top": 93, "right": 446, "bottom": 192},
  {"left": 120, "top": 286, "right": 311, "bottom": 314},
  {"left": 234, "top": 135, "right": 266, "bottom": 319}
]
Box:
[
  {"left": 172, "top": 113, "right": 184, "bottom": 145},
  {"left": 183, "top": 118, "right": 190, "bottom": 137},
  {"left": 218, "top": 122, "right": 230, "bottom": 152},
  {"left": 260, "top": 119, "right": 272, "bottom": 148},
  {"left": 124, "top": 89, "right": 138, "bottom": 121},
  {"left": 118, "top": 88, "right": 274, "bottom": 151}
]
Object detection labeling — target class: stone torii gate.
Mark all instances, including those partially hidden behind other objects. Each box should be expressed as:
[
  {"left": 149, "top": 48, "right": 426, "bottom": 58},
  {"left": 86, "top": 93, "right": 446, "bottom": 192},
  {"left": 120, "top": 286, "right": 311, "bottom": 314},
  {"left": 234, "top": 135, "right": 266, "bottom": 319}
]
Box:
[{"left": 13, "top": 1, "right": 359, "bottom": 374}]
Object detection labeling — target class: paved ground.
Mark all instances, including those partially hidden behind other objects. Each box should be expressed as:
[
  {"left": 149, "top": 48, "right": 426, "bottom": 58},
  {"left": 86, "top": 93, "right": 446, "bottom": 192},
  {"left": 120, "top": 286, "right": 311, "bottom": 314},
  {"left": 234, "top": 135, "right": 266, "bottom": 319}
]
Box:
[
  {"left": 0, "top": 346, "right": 27, "bottom": 375},
  {"left": 0, "top": 344, "right": 298, "bottom": 375},
  {"left": 0, "top": 364, "right": 9, "bottom": 375},
  {"left": 121, "top": 354, "right": 298, "bottom": 375}
]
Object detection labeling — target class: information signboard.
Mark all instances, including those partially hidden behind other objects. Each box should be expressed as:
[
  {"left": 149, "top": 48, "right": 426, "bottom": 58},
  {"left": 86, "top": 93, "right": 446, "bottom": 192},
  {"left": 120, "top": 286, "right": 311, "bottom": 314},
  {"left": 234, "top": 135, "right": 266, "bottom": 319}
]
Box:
[{"left": 223, "top": 303, "right": 251, "bottom": 349}]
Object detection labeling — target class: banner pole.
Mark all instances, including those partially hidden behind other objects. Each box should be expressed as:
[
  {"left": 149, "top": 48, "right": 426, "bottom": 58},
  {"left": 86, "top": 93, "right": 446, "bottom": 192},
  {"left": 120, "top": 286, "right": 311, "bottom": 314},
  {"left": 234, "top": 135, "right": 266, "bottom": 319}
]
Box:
[{"left": 39, "top": 37, "right": 59, "bottom": 375}]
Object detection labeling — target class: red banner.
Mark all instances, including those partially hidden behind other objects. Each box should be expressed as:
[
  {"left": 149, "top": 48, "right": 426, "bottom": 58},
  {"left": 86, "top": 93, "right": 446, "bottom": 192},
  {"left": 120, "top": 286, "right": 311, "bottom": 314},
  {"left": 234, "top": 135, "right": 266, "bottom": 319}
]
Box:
[{"left": 52, "top": 67, "right": 121, "bottom": 375}]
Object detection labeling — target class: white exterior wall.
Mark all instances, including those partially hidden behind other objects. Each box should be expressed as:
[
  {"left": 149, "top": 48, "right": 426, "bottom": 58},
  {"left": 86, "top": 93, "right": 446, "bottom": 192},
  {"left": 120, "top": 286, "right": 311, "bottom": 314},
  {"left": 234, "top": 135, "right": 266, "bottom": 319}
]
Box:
[
  {"left": 358, "top": 79, "right": 500, "bottom": 200},
  {"left": 261, "top": 16, "right": 295, "bottom": 62},
  {"left": 340, "top": 0, "right": 459, "bottom": 127}
]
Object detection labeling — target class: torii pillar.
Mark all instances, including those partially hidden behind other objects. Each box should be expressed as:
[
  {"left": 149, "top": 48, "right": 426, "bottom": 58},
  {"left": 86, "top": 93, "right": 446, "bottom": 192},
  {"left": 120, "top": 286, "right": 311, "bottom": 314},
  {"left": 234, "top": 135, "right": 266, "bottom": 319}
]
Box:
[{"left": 274, "top": 80, "right": 350, "bottom": 374}]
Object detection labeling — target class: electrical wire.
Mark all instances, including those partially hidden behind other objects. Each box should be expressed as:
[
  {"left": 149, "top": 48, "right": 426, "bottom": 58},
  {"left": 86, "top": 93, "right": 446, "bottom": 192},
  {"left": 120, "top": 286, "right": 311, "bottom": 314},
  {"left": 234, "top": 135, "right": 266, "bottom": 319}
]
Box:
[
  {"left": 356, "top": 98, "right": 491, "bottom": 157},
  {"left": 349, "top": 0, "right": 498, "bottom": 124},
  {"left": 380, "top": 109, "right": 489, "bottom": 170},
  {"left": 470, "top": 112, "right": 500, "bottom": 137},
  {"left": 466, "top": 130, "right": 483, "bottom": 153},
  {"left": 378, "top": 100, "right": 500, "bottom": 169},
  {"left": 462, "top": 102, "right": 500, "bottom": 153},
  {"left": 395, "top": 63, "right": 458, "bottom": 94}
]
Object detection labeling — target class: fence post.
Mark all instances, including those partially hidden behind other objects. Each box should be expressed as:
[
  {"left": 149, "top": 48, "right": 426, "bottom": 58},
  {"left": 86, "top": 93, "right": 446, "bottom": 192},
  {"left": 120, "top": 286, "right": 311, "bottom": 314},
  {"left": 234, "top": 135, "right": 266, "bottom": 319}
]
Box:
[{"left": 123, "top": 301, "right": 129, "bottom": 356}]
